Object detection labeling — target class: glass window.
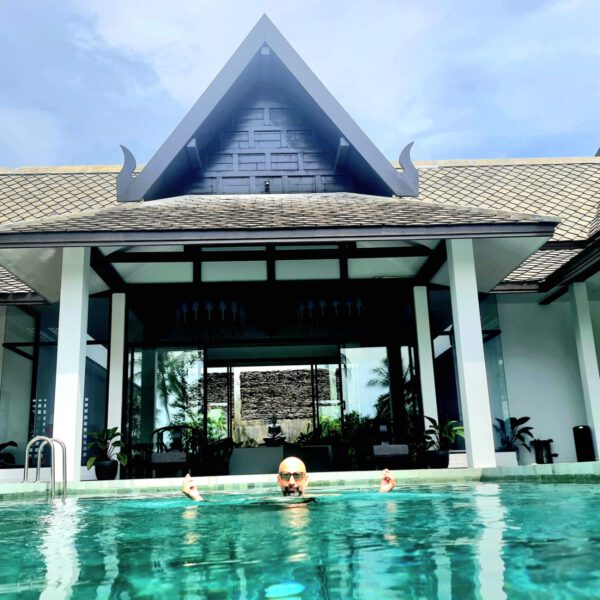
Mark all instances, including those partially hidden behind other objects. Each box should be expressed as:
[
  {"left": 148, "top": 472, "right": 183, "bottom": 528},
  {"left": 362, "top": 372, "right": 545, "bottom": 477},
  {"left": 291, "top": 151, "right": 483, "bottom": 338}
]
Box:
[
  {"left": 114, "top": 262, "right": 194, "bottom": 284},
  {"left": 0, "top": 307, "right": 35, "bottom": 467},
  {"left": 201, "top": 261, "right": 267, "bottom": 282},
  {"left": 125, "top": 347, "right": 204, "bottom": 478},
  {"left": 275, "top": 259, "right": 340, "bottom": 280}
]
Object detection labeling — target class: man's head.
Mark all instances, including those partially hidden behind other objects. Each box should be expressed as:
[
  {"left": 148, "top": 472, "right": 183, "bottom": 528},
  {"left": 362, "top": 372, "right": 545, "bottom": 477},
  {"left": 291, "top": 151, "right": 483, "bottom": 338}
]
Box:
[{"left": 277, "top": 456, "right": 308, "bottom": 496}]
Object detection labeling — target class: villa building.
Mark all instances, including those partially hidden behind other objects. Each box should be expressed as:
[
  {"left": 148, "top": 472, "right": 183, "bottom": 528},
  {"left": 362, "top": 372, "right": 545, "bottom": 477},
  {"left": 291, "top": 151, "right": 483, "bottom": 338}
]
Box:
[{"left": 1, "top": 16, "right": 599, "bottom": 482}]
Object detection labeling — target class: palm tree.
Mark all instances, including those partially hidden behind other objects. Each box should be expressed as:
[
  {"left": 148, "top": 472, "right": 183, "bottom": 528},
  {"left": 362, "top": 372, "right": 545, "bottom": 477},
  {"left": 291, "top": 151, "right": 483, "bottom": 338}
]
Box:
[{"left": 367, "top": 358, "right": 391, "bottom": 419}]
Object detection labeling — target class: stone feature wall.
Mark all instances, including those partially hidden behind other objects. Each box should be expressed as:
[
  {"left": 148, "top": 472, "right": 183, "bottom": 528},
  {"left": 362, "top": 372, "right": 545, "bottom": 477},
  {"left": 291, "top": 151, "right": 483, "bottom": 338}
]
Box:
[
  {"left": 206, "top": 372, "right": 230, "bottom": 405},
  {"left": 241, "top": 369, "right": 329, "bottom": 420}
]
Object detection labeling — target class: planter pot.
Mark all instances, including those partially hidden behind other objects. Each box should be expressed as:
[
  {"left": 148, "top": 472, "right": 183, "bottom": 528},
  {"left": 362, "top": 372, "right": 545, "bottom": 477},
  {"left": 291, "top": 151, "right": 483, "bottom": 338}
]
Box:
[
  {"left": 94, "top": 460, "right": 118, "bottom": 480},
  {"left": 495, "top": 450, "right": 518, "bottom": 467},
  {"left": 426, "top": 450, "right": 449, "bottom": 469}
]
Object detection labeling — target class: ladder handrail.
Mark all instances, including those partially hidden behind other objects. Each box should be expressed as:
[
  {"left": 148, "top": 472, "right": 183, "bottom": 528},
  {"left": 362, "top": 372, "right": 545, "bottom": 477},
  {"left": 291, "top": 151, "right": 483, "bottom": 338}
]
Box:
[{"left": 23, "top": 435, "right": 67, "bottom": 502}]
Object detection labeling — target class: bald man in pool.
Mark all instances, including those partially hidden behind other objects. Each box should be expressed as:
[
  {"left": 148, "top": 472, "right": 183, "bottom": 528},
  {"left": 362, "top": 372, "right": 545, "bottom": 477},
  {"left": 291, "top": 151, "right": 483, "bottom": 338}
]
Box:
[{"left": 181, "top": 457, "right": 396, "bottom": 501}]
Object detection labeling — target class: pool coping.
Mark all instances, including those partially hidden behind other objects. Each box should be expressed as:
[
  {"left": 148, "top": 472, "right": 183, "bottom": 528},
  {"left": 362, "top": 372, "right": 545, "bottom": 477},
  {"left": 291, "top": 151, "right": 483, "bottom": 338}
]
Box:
[{"left": 1, "top": 461, "right": 599, "bottom": 501}]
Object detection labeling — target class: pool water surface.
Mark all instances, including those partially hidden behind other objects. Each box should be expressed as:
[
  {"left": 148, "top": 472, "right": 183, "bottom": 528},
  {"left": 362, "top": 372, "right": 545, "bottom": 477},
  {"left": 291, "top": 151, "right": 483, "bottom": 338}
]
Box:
[{"left": 1, "top": 482, "right": 600, "bottom": 598}]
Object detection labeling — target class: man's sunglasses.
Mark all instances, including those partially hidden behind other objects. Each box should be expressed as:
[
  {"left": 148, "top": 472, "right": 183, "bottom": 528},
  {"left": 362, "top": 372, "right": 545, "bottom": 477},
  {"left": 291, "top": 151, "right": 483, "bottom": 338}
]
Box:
[{"left": 279, "top": 471, "right": 305, "bottom": 481}]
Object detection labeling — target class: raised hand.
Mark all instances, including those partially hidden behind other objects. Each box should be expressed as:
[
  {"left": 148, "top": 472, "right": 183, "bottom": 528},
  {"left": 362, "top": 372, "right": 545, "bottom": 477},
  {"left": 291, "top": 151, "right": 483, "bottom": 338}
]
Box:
[
  {"left": 379, "top": 468, "right": 396, "bottom": 493},
  {"left": 182, "top": 473, "right": 204, "bottom": 501}
]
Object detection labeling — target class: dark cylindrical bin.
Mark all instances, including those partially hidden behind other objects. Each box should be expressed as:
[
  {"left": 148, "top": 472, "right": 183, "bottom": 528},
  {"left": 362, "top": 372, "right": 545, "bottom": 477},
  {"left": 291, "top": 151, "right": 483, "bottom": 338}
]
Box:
[{"left": 573, "top": 425, "right": 596, "bottom": 462}]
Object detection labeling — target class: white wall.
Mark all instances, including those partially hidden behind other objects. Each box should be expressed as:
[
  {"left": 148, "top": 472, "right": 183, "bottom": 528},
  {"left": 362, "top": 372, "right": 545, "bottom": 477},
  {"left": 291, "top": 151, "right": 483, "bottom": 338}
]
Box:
[{"left": 497, "top": 295, "right": 586, "bottom": 464}]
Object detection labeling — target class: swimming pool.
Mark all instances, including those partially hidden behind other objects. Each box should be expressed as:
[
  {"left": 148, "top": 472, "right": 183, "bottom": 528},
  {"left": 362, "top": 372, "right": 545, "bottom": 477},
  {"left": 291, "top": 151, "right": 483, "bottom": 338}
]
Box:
[{"left": 1, "top": 482, "right": 600, "bottom": 598}]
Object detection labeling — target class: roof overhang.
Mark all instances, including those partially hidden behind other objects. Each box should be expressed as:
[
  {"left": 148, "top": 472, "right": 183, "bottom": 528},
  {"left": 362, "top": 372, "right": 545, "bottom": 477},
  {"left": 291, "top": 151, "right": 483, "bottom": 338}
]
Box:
[{"left": 0, "top": 222, "right": 556, "bottom": 249}]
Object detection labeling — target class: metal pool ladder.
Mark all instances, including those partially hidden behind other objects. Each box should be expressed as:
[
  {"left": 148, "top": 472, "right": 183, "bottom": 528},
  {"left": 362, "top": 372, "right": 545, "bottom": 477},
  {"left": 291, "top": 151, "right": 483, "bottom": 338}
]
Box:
[{"left": 23, "top": 436, "right": 67, "bottom": 502}]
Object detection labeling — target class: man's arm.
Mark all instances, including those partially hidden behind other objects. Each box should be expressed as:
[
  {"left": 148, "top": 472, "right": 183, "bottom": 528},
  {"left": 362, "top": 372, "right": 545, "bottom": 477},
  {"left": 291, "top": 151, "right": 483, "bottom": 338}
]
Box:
[
  {"left": 379, "top": 468, "right": 396, "bottom": 493},
  {"left": 182, "top": 473, "right": 204, "bottom": 501}
]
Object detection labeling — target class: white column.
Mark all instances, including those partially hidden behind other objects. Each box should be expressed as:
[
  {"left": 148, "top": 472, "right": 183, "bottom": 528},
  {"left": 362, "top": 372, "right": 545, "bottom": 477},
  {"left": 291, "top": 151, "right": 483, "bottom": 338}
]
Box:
[
  {"left": 447, "top": 239, "right": 496, "bottom": 468},
  {"left": 413, "top": 286, "right": 438, "bottom": 424},
  {"left": 53, "top": 247, "right": 90, "bottom": 482},
  {"left": 106, "top": 293, "right": 126, "bottom": 479},
  {"left": 107, "top": 293, "right": 126, "bottom": 431},
  {"left": 570, "top": 282, "right": 600, "bottom": 455},
  {"left": 0, "top": 305, "right": 6, "bottom": 390}
]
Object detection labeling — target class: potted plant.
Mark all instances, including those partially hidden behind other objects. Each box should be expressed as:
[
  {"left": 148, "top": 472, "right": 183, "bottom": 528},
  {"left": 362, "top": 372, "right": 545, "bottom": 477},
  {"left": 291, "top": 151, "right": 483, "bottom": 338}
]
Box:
[
  {"left": 493, "top": 417, "right": 533, "bottom": 465},
  {"left": 86, "top": 427, "right": 127, "bottom": 480},
  {"left": 424, "top": 416, "right": 465, "bottom": 468},
  {"left": 0, "top": 441, "right": 18, "bottom": 468}
]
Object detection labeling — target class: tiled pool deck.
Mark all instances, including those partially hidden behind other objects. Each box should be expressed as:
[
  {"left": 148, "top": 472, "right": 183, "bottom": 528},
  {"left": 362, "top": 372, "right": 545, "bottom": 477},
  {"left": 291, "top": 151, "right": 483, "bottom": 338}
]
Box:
[{"left": 1, "top": 461, "right": 599, "bottom": 501}]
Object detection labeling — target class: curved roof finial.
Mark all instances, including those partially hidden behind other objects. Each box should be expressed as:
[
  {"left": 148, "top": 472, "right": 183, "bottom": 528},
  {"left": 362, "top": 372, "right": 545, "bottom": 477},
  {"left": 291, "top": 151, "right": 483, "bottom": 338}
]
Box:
[
  {"left": 117, "top": 145, "right": 138, "bottom": 202},
  {"left": 397, "top": 142, "right": 419, "bottom": 196}
]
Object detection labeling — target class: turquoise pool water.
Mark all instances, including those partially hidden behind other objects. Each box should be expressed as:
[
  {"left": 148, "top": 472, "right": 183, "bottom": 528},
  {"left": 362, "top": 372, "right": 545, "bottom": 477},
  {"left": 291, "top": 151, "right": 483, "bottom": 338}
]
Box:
[{"left": 1, "top": 482, "right": 600, "bottom": 598}]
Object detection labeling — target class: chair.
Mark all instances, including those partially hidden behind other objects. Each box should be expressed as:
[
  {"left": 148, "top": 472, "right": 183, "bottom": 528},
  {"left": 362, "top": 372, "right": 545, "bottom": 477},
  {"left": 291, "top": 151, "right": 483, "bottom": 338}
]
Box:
[
  {"left": 150, "top": 425, "right": 201, "bottom": 477},
  {"left": 372, "top": 444, "right": 410, "bottom": 469},
  {"left": 203, "top": 437, "right": 234, "bottom": 475}
]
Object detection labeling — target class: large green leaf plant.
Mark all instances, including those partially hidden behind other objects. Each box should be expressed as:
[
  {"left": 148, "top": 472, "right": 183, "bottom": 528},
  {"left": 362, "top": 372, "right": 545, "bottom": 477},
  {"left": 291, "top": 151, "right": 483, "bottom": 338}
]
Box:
[
  {"left": 425, "top": 416, "right": 465, "bottom": 452},
  {"left": 86, "top": 427, "right": 128, "bottom": 470},
  {"left": 493, "top": 417, "right": 534, "bottom": 452}
]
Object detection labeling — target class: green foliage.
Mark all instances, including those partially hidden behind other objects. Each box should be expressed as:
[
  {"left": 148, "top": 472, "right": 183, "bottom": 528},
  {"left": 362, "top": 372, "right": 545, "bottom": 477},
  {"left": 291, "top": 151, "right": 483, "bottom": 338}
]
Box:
[
  {"left": 160, "top": 351, "right": 204, "bottom": 431},
  {"left": 424, "top": 416, "right": 465, "bottom": 452},
  {"left": 238, "top": 437, "right": 258, "bottom": 448},
  {"left": 86, "top": 427, "right": 128, "bottom": 470},
  {"left": 207, "top": 408, "right": 227, "bottom": 441},
  {"left": 0, "top": 441, "right": 17, "bottom": 468},
  {"left": 493, "top": 417, "right": 534, "bottom": 452},
  {"left": 342, "top": 411, "right": 379, "bottom": 468},
  {"left": 294, "top": 415, "right": 342, "bottom": 445},
  {"left": 367, "top": 359, "right": 391, "bottom": 420}
]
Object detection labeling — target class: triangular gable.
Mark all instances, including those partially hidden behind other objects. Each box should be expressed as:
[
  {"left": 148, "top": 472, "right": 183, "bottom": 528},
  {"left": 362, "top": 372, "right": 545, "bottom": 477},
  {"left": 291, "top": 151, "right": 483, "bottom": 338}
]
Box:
[{"left": 117, "top": 15, "right": 418, "bottom": 201}]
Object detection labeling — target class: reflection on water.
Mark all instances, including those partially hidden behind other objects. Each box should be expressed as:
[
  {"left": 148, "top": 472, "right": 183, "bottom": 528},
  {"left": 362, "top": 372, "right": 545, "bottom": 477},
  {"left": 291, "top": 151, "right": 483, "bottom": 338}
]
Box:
[
  {"left": 40, "top": 500, "right": 81, "bottom": 600},
  {"left": 2, "top": 483, "right": 600, "bottom": 598},
  {"left": 474, "top": 484, "right": 507, "bottom": 600}
]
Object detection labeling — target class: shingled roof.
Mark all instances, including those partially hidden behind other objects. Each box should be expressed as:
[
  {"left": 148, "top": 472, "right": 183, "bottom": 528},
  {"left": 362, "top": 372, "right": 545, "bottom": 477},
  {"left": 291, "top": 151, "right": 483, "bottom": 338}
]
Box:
[
  {"left": 0, "top": 156, "right": 597, "bottom": 291},
  {"left": 411, "top": 157, "right": 600, "bottom": 242},
  {"left": 0, "top": 192, "right": 557, "bottom": 241}
]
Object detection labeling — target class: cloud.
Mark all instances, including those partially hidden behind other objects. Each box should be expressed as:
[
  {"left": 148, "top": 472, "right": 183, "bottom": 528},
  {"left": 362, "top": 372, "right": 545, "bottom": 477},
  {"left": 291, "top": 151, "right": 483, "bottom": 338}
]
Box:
[
  {"left": 0, "top": 106, "right": 62, "bottom": 165},
  {"left": 0, "top": 0, "right": 598, "bottom": 165}
]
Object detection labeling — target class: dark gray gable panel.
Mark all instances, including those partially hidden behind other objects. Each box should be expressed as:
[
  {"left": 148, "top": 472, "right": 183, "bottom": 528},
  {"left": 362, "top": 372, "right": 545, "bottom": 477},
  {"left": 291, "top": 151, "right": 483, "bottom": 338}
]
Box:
[
  {"left": 118, "top": 15, "right": 418, "bottom": 202},
  {"left": 159, "top": 76, "right": 356, "bottom": 197}
]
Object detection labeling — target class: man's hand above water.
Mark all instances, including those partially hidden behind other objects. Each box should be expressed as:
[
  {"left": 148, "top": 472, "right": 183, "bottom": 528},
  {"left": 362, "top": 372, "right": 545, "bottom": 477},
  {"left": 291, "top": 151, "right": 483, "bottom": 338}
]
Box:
[
  {"left": 182, "top": 473, "right": 204, "bottom": 501},
  {"left": 379, "top": 468, "right": 396, "bottom": 493}
]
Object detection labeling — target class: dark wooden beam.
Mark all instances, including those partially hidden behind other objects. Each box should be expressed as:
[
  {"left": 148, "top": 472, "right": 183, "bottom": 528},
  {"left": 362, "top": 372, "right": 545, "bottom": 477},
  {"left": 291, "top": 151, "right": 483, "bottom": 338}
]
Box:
[
  {"left": 266, "top": 244, "right": 276, "bottom": 281},
  {"left": 334, "top": 137, "right": 350, "bottom": 170},
  {"left": 107, "top": 246, "right": 432, "bottom": 263},
  {"left": 91, "top": 247, "right": 126, "bottom": 291},
  {"left": 539, "top": 286, "right": 569, "bottom": 305},
  {"left": 415, "top": 242, "right": 446, "bottom": 283}
]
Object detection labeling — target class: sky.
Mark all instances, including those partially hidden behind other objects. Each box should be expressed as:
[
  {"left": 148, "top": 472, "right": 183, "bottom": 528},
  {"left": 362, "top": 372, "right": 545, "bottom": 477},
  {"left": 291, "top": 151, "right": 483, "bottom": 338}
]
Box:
[{"left": 0, "top": 0, "right": 598, "bottom": 168}]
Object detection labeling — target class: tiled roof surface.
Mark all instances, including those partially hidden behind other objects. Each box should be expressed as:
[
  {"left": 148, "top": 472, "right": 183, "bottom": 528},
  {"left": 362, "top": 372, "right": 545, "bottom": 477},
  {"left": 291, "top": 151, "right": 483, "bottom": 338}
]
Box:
[
  {"left": 0, "top": 266, "right": 33, "bottom": 294},
  {"left": 0, "top": 193, "right": 555, "bottom": 234},
  {"left": 502, "top": 248, "right": 583, "bottom": 283},
  {"left": 0, "top": 168, "right": 120, "bottom": 225},
  {"left": 0, "top": 157, "right": 597, "bottom": 290},
  {"left": 412, "top": 158, "right": 600, "bottom": 242}
]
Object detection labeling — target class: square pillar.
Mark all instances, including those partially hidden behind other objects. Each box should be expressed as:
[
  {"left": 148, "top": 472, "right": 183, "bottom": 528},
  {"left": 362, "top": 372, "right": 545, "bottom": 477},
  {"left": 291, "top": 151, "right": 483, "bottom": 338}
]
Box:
[
  {"left": 413, "top": 286, "right": 438, "bottom": 424},
  {"left": 107, "top": 293, "right": 126, "bottom": 478},
  {"left": 52, "top": 247, "right": 90, "bottom": 482},
  {"left": 107, "top": 293, "right": 126, "bottom": 431},
  {"left": 447, "top": 239, "right": 496, "bottom": 468},
  {"left": 570, "top": 282, "right": 600, "bottom": 456}
]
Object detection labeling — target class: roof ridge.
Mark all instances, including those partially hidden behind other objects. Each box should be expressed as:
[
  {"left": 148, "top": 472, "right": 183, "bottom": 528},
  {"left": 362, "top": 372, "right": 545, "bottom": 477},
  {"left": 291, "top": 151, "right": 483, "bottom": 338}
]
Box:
[
  {"left": 0, "top": 166, "right": 125, "bottom": 175},
  {"left": 404, "top": 156, "right": 600, "bottom": 168}
]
